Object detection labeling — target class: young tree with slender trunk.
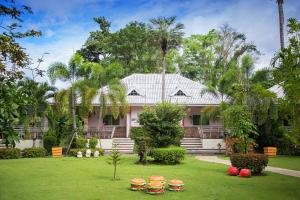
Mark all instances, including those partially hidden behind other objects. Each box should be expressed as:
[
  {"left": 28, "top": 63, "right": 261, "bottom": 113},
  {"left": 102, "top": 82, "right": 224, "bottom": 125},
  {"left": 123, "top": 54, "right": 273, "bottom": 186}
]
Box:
[{"left": 149, "top": 16, "right": 184, "bottom": 101}]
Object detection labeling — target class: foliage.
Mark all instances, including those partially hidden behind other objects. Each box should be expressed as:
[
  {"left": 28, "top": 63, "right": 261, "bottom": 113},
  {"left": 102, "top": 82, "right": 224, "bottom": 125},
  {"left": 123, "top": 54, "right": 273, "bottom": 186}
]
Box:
[
  {"left": 0, "top": 0, "right": 41, "bottom": 79},
  {"left": 150, "top": 146, "right": 186, "bottom": 164},
  {"left": 138, "top": 102, "right": 186, "bottom": 148},
  {"left": 43, "top": 134, "right": 57, "bottom": 153},
  {"left": 22, "top": 148, "right": 47, "bottom": 158},
  {"left": 230, "top": 154, "right": 269, "bottom": 174},
  {"left": 107, "top": 144, "right": 121, "bottom": 180},
  {"left": 0, "top": 148, "right": 21, "bottom": 159},
  {"left": 75, "top": 137, "right": 87, "bottom": 149},
  {"left": 130, "top": 127, "right": 151, "bottom": 164},
  {"left": 68, "top": 148, "right": 104, "bottom": 157},
  {"left": 89, "top": 137, "right": 98, "bottom": 149},
  {"left": 0, "top": 77, "right": 21, "bottom": 147},
  {"left": 223, "top": 105, "right": 256, "bottom": 154},
  {"left": 272, "top": 18, "right": 300, "bottom": 146}
]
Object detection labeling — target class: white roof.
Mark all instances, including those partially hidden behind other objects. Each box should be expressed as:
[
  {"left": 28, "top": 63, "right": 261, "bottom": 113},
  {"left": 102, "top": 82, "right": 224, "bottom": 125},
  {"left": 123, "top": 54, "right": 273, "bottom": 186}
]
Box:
[
  {"left": 93, "top": 73, "right": 222, "bottom": 106},
  {"left": 268, "top": 84, "right": 285, "bottom": 98}
]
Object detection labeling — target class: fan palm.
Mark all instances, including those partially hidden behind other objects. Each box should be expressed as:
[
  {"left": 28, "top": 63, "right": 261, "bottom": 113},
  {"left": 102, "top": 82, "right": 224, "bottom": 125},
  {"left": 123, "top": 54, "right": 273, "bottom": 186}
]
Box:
[{"left": 149, "top": 16, "right": 184, "bottom": 101}]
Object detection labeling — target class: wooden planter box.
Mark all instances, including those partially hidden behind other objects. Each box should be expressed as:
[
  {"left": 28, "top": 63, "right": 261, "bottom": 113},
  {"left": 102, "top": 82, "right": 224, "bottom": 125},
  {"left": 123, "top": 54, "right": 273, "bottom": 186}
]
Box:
[
  {"left": 52, "top": 147, "right": 62, "bottom": 157},
  {"left": 264, "top": 147, "right": 277, "bottom": 157}
]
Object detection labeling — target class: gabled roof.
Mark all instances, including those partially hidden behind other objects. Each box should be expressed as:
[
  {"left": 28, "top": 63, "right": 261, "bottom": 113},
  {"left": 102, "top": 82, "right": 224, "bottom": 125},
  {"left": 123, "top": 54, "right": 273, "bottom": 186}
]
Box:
[
  {"left": 268, "top": 84, "right": 285, "bottom": 98},
  {"left": 93, "top": 73, "right": 222, "bottom": 105}
]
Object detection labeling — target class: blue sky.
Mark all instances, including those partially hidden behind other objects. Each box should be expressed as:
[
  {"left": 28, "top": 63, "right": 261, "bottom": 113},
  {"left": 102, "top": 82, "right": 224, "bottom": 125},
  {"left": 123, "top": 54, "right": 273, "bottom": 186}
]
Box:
[{"left": 6, "top": 0, "right": 300, "bottom": 86}]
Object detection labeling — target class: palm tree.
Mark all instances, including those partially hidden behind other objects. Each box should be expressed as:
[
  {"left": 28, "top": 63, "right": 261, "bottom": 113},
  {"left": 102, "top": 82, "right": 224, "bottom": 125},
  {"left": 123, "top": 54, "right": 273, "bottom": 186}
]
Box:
[
  {"left": 18, "top": 79, "right": 56, "bottom": 147},
  {"left": 277, "top": 0, "right": 285, "bottom": 49},
  {"left": 84, "top": 62, "right": 128, "bottom": 138},
  {"left": 149, "top": 16, "right": 184, "bottom": 101},
  {"left": 47, "top": 54, "right": 85, "bottom": 140}
]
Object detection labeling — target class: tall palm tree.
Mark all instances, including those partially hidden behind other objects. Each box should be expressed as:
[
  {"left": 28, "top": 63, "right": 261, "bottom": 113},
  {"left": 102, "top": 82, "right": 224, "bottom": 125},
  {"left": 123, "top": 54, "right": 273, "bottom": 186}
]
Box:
[
  {"left": 47, "top": 53, "right": 85, "bottom": 140},
  {"left": 149, "top": 16, "right": 184, "bottom": 101},
  {"left": 18, "top": 79, "right": 56, "bottom": 147},
  {"left": 277, "top": 0, "right": 285, "bottom": 49}
]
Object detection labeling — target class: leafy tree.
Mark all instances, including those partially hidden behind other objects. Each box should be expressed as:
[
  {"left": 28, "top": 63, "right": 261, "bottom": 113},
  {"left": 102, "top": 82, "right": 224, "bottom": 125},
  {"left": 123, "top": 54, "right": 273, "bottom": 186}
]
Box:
[
  {"left": 107, "top": 144, "right": 121, "bottom": 180},
  {"left": 272, "top": 18, "right": 300, "bottom": 146},
  {"left": 223, "top": 105, "right": 257, "bottom": 154},
  {"left": 149, "top": 16, "right": 184, "bottom": 101},
  {"left": 0, "top": 77, "right": 21, "bottom": 147},
  {"left": 0, "top": 0, "right": 41, "bottom": 79},
  {"left": 138, "top": 102, "right": 186, "bottom": 147}
]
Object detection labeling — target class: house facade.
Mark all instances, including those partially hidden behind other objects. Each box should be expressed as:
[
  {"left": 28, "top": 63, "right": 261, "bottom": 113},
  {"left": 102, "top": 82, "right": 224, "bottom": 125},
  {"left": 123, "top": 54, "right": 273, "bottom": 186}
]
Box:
[{"left": 85, "top": 74, "right": 225, "bottom": 153}]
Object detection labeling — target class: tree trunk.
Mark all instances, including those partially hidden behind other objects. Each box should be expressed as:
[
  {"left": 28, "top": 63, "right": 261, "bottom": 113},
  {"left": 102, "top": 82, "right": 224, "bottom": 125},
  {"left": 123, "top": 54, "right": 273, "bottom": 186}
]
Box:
[
  {"left": 32, "top": 114, "right": 37, "bottom": 148},
  {"left": 277, "top": 0, "right": 284, "bottom": 50},
  {"left": 161, "top": 50, "right": 167, "bottom": 102},
  {"left": 71, "top": 86, "right": 77, "bottom": 139}
]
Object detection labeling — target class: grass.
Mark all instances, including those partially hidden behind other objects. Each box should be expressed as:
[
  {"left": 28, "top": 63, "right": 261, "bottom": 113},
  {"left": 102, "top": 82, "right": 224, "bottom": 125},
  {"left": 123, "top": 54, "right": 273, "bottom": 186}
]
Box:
[
  {"left": 268, "top": 156, "right": 300, "bottom": 171},
  {"left": 0, "top": 156, "right": 300, "bottom": 200},
  {"left": 218, "top": 155, "right": 300, "bottom": 171}
]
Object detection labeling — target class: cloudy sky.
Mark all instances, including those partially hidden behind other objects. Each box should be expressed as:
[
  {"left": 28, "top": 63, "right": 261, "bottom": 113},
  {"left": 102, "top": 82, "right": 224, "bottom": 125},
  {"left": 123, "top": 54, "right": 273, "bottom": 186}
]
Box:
[{"left": 11, "top": 0, "right": 300, "bottom": 87}]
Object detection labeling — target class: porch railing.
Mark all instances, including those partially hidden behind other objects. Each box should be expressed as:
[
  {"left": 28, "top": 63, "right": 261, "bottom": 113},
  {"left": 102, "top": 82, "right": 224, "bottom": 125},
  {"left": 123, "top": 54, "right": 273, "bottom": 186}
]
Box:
[
  {"left": 84, "top": 126, "right": 126, "bottom": 139},
  {"left": 184, "top": 125, "right": 224, "bottom": 139}
]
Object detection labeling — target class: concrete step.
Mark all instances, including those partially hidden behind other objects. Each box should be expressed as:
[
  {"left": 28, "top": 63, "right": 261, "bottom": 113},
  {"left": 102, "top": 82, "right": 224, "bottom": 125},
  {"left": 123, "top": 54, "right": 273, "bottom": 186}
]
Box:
[{"left": 112, "top": 138, "right": 134, "bottom": 154}]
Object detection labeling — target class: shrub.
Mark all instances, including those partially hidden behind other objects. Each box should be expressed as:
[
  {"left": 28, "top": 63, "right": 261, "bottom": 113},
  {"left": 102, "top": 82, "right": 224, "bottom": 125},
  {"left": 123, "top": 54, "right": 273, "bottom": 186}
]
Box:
[
  {"left": 43, "top": 134, "right": 57, "bottom": 153},
  {"left": 75, "top": 137, "right": 87, "bottom": 148},
  {"left": 151, "top": 146, "right": 186, "bottom": 164},
  {"left": 22, "top": 148, "right": 47, "bottom": 158},
  {"left": 0, "top": 148, "right": 21, "bottom": 159},
  {"left": 230, "top": 154, "right": 269, "bottom": 174},
  {"left": 89, "top": 137, "right": 98, "bottom": 149},
  {"left": 138, "top": 102, "right": 186, "bottom": 147},
  {"left": 68, "top": 148, "right": 104, "bottom": 157},
  {"left": 131, "top": 127, "right": 151, "bottom": 164}
]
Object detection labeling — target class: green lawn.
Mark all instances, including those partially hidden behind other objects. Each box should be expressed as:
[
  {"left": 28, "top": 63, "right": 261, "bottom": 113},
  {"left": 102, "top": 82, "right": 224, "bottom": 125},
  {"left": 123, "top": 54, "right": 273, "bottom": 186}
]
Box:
[
  {"left": 218, "top": 155, "right": 300, "bottom": 171},
  {"left": 268, "top": 156, "right": 300, "bottom": 171},
  {"left": 0, "top": 156, "right": 300, "bottom": 200}
]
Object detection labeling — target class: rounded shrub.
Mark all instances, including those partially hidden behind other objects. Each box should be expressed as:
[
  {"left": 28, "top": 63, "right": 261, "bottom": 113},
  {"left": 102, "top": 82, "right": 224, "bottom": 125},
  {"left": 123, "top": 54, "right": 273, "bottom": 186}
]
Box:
[
  {"left": 75, "top": 137, "right": 87, "bottom": 148},
  {"left": 230, "top": 154, "right": 269, "bottom": 175},
  {"left": 0, "top": 148, "right": 21, "bottom": 159},
  {"left": 22, "top": 147, "right": 47, "bottom": 158},
  {"left": 150, "top": 146, "right": 186, "bottom": 164},
  {"left": 43, "top": 135, "right": 57, "bottom": 153},
  {"left": 89, "top": 137, "right": 98, "bottom": 149}
]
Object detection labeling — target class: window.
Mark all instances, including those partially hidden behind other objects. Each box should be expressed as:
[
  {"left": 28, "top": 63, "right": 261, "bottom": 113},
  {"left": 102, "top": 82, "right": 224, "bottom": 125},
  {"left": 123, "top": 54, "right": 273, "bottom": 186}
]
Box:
[
  {"left": 103, "top": 115, "right": 119, "bottom": 125},
  {"left": 192, "top": 115, "right": 209, "bottom": 126},
  {"left": 175, "top": 90, "right": 186, "bottom": 96},
  {"left": 128, "top": 90, "right": 139, "bottom": 96}
]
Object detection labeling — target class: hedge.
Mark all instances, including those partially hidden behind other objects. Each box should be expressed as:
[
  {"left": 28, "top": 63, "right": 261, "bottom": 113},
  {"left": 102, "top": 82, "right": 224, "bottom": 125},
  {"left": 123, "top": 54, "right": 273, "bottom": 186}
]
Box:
[
  {"left": 230, "top": 154, "right": 269, "bottom": 174},
  {"left": 150, "top": 146, "right": 186, "bottom": 164},
  {"left": 69, "top": 148, "right": 104, "bottom": 157},
  {"left": 75, "top": 138, "right": 87, "bottom": 148},
  {"left": 0, "top": 148, "right": 21, "bottom": 159},
  {"left": 22, "top": 147, "right": 47, "bottom": 158}
]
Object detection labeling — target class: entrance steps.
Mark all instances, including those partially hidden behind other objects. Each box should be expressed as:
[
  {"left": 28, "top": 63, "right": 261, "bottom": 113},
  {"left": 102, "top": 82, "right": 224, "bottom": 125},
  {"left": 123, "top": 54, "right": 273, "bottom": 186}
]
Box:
[
  {"left": 180, "top": 138, "right": 203, "bottom": 154},
  {"left": 112, "top": 138, "right": 134, "bottom": 154}
]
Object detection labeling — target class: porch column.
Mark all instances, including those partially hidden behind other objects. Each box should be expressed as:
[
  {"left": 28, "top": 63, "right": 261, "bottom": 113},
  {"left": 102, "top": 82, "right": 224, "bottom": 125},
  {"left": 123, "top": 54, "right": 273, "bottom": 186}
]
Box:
[
  {"left": 83, "top": 116, "right": 89, "bottom": 131},
  {"left": 126, "top": 112, "right": 131, "bottom": 138}
]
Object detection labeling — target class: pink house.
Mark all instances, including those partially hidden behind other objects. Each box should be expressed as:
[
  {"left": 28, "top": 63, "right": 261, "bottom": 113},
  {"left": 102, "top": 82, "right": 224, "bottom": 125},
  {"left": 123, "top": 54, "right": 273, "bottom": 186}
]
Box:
[{"left": 85, "top": 74, "right": 225, "bottom": 153}]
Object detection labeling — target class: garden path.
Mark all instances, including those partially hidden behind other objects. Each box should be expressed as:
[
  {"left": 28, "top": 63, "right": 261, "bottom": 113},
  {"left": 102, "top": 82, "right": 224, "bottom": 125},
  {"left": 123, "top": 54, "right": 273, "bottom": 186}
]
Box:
[{"left": 195, "top": 155, "right": 300, "bottom": 178}]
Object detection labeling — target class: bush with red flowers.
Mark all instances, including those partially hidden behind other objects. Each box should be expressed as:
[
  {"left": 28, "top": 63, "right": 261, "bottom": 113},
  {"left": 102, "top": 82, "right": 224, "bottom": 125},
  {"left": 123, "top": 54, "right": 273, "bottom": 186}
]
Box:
[
  {"left": 230, "top": 154, "right": 268, "bottom": 175},
  {"left": 227, "top": 166, "right": 239, "bottom": 176},
  {"left": 239, "top": 169, "right": 251, "bottom": 177}
]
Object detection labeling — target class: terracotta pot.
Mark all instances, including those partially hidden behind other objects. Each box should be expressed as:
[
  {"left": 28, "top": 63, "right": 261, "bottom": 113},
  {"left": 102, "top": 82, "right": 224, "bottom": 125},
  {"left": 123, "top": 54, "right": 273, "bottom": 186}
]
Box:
[
  {"left": 227, "top": 166, "right": 239, "bottom": 176},
  {"left": 264, "top": 147, "right": 277, "bottom": 157}
]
